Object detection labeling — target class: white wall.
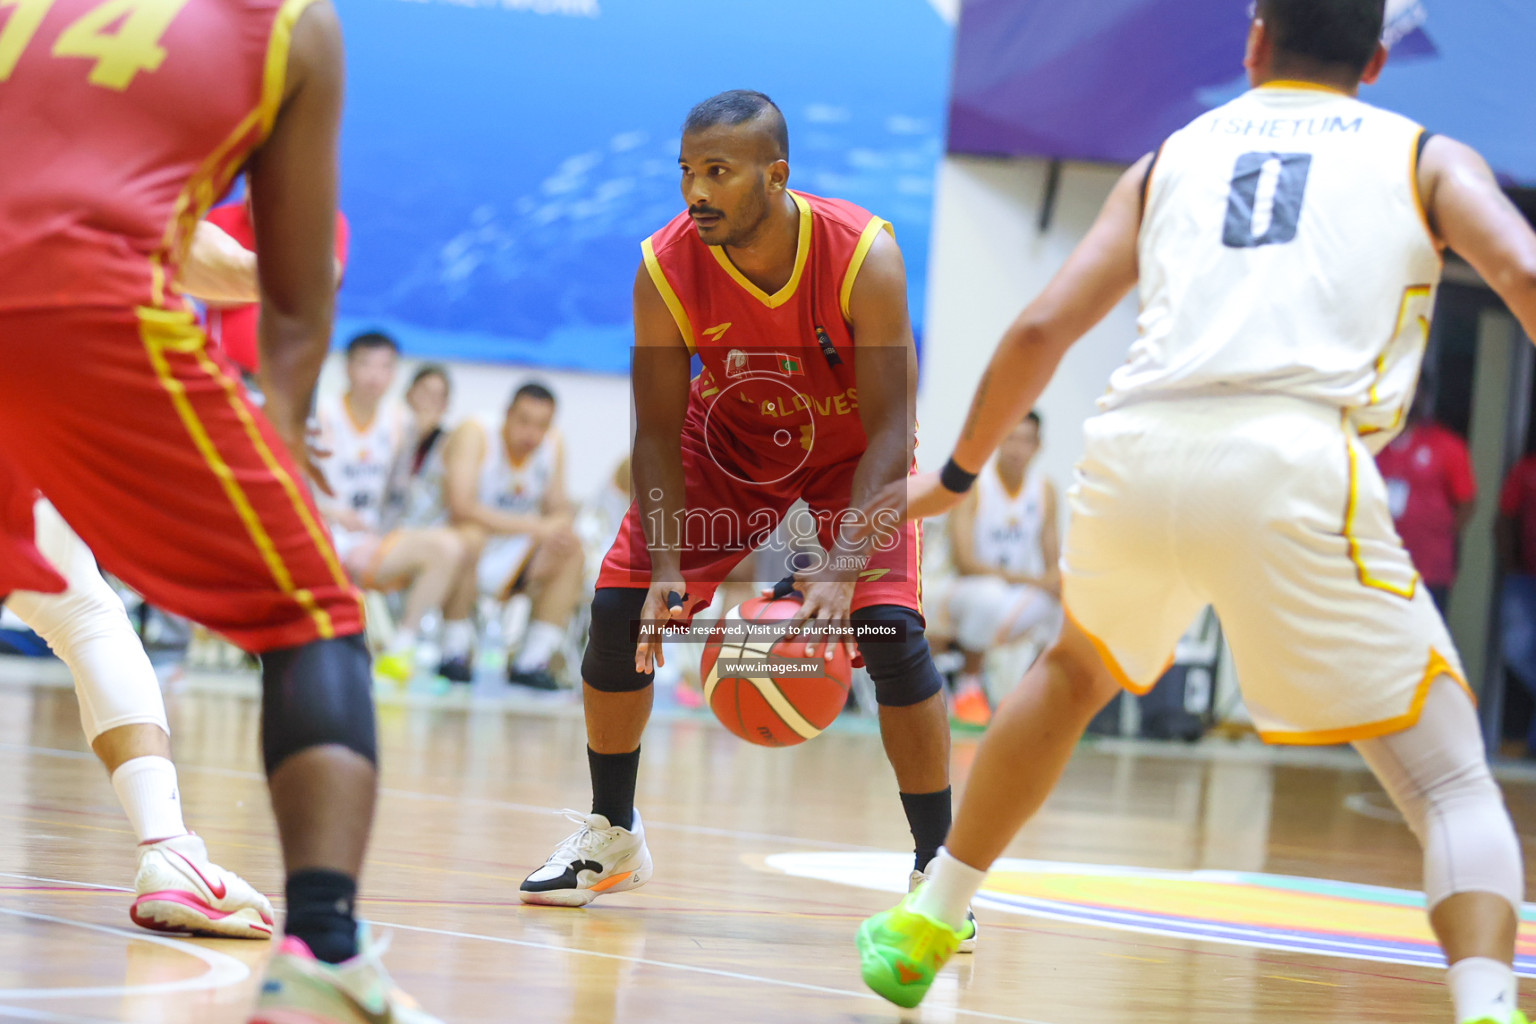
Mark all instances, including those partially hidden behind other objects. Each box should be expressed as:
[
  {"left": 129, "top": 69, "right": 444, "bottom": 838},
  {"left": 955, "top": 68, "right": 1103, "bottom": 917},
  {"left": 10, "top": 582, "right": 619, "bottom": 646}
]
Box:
[
  {"left": 318, "top": 153, "right": 1134, "bottom": 506},
  {"left": 917, "top": 155, "right": 1139, "bottom": 489}
]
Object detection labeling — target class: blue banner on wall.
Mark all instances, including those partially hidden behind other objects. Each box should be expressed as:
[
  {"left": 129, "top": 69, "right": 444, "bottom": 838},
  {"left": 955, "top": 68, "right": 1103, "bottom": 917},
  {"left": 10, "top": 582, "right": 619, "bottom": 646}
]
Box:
[
  {"left": 332, "top": 0, "right": 952, "bottom": 372},
  {"left": 948, "top": 0, "right": 1536, "bottom": 188}
]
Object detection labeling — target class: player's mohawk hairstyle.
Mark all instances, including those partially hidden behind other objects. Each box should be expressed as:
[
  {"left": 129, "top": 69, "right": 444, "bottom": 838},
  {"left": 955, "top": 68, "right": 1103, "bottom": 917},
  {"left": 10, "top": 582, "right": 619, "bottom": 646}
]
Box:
[{"left": 682, "top": 90, "right": 789, "bottom": 161}]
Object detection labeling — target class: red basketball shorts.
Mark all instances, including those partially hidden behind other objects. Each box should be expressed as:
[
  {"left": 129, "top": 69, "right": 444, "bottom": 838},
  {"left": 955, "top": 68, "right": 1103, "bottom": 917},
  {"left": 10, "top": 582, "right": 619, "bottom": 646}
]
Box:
[
  {"left": 0, "top": 306, "right": 364, "bottom": 652},
  {"left": 596, "top": 428, "right": 923, "bottom": 618}
]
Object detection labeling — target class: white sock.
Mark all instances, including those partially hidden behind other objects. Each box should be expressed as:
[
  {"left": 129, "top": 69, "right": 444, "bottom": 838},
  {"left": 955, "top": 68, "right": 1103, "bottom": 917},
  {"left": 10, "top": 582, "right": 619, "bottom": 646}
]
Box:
[
  {"left": 441, "top": 619, "right": 475, "bottom": 659},
  {"left": 908, "top": 847, "right": 985, "bottom": 931},
  {"left": 111, "top": 756, "right": 187, "bottom": 843},
  {"left": 1448, "top": 957, "right": 1519, "bottom": 1024},
  {"left": 388, "top": 629, "right": 419, "bottom": 655},
  {"left": 955, "top": 672, "right": 984, "bottom": 694},
  {"left": 513, "top": 620, "right": 564, "bottom": 672}
]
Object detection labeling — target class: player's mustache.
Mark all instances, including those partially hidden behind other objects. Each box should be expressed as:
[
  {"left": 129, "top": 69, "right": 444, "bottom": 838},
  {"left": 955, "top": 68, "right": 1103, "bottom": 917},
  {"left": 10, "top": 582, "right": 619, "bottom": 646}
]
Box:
[{"left": 689, "top": 205, "right": 725, "bottom": 219}]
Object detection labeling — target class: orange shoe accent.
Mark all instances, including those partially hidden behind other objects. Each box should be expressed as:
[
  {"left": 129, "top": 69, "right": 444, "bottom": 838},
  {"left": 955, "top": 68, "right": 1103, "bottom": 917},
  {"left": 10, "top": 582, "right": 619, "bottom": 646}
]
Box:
[
  {"left": 896, "top": 962, "right": 923, "bottom": 985},
  {"left": 952, "top": 685, "right": 992, "bottom": 727},
  {"left": 589, "top": 871, "right": 634, "bottom": 893}
]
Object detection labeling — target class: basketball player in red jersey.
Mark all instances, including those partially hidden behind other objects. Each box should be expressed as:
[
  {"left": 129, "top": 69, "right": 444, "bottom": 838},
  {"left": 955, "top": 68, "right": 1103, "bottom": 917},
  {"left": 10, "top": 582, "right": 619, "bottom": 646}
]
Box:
[
  {"left": 203, "top": 198, "right": 352, "bottom": 376},
  {"left": 520, "top": 91, "right": 975, "bottom": 947},
  {"left": 0, "top": 1, "right": 435, "bottom": 1020}
]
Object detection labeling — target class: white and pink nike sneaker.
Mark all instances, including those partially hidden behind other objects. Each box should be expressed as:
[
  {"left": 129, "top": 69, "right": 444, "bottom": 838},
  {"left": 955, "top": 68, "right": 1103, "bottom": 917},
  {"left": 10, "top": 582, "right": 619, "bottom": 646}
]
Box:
[{"left": 129, "top": 834, "right": 274, "bottom": 939}]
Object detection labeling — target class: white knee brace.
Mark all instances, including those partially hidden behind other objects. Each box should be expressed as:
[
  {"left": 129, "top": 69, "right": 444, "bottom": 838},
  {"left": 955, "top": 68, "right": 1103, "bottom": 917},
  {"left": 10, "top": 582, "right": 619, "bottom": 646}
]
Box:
[
  {"left": 6, "top": 501, "right": 169, "bottom": 743},
  {"left": 1354, "top": 678, "right": 1524, "bottom": 912}
]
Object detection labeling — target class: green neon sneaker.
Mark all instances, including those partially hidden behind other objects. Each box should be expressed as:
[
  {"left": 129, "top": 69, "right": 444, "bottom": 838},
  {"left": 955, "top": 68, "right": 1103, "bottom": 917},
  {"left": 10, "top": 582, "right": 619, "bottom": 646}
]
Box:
[
  {"left": 373, "top": 650, "right": 414, "bottom": 686},
  {"left": 909, "top": 868, "right": 977, "bottom": 953},
  {"left": 856, "top": 893, "right": 963, "bottom": 1009},
  {"left": 1467, "top": 1014, "right": 1529, "bottom": 1024}
]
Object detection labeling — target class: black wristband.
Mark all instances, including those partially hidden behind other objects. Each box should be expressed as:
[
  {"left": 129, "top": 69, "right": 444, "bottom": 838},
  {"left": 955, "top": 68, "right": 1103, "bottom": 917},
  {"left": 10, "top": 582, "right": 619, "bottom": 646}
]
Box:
[{"left": 939, "top": 457, "right": 978, "bottom": 494}]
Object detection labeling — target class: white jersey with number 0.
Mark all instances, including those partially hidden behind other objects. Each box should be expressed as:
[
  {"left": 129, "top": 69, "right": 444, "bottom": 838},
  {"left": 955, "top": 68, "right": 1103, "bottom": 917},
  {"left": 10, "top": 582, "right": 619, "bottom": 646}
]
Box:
[
  {"left": 971, "top": 464, "right": 1048, "bottom": 579},
  {"left": 1105, "top": 84, "right": 1441, "bottom": 451},
  {"left": 316, "top": 394, "right": 402, "bottom": 532}
]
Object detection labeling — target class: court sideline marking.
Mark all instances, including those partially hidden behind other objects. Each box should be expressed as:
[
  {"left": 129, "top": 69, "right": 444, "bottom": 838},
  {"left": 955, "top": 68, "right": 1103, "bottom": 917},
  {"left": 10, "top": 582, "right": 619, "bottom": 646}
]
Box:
[
  {"left": 373, "top": 918, "right": 1056, "bottom": 1024},
  {"left": 0, "top": 740, "right": 887, "bottom": 853},
  {"left": 0, "top": 869, "right": 1053, "bottom": 1024},
  {"left": 0, "top": 903, "right": 248, "bottom": 1000}
]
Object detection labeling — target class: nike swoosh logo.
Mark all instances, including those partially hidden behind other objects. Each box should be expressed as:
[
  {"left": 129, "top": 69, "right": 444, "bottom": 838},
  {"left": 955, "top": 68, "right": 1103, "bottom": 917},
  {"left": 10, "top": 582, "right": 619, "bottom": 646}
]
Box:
[
  {"left": 897, "top": 962, "right": 922, "bottom": 985},
  {"left": 170, "top": 848, "right": 227, "bottom": 900}
]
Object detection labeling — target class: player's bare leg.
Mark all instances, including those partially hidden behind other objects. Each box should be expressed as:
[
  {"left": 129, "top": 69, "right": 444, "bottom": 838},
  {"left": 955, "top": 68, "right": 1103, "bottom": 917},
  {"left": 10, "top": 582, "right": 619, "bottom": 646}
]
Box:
[
  {"left": 1433, "top": 893, "right": 1517, "bottom": 963},
  {"left": 444, "top": 525, "right": 485, "bottom": 623},
  {"left": 508, "top": 528, "right": 584, "bottom": 689},
  {"left": 944, "top": 618, "right": 1118, "bottom": 869},
  {"left": 858, "top": 617, "right": 1117, "bottom": 1004},
  {"left": 878, "top": 693, "right": 950, "bottom": 794},
  {"left": 269, "top": 747, "right": 377, "bottom": 878},
  {"left": 528, "top": 537, "right": 584, "bottom": 628},
  {"left": 91, "top": 721, "right": 170, "bottom": 771},
  {"left": 371, "top": 527, "right": 465, "bottom": 681},
  {"left": 585, "top": 684, "right": 652, "bottom": 755},
  {"left": 381, "top": 528, "right": 466, "bottom": 634},
  {"left": 436, "top": 524, "right": 485, "bottom": 682}
]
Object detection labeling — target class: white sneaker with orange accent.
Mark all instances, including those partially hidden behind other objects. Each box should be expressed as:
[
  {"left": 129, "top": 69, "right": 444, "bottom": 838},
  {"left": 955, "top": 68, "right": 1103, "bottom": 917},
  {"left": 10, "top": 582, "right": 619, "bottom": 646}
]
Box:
[
  {"left": 130, "top": 834, "right": 274, "bottom": 939},
  {"left": 519, "top": 810, "right": 653, "bottom": 907}
]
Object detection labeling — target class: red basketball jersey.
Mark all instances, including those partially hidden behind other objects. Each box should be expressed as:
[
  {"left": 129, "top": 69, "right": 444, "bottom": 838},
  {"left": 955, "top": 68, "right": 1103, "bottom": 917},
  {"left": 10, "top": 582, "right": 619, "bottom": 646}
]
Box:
[
  {"left": 203, "top": 202, "right": 351, "bottom": 372},
  {"left": 0, "top": 0, "right": 313, "bottom": 313},
  {"left": 643, "top": 191, "right": 895, "bottom": 475}
]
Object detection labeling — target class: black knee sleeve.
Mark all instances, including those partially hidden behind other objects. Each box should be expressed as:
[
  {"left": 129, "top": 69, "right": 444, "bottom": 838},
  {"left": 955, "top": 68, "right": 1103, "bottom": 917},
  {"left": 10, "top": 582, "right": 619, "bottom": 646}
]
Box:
[
  {"left": 854, "top": 605, "right": 944, "bottom": 708},
  {"left": 581, "top": 587, "right": 653, "bottom": 693},
  {"left": 260, "top": 633, "right": 377, "bottom": 775}
]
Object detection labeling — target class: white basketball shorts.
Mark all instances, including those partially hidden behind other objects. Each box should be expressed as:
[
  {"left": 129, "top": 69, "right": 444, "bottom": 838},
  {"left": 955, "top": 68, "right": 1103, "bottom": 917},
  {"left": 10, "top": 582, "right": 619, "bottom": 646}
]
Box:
[
  {"left": 479, "top": 535, "right": 536, "bottom": 600},
  {"left": 1062, "top": 394, "right": 1467, "bottom": 744}
]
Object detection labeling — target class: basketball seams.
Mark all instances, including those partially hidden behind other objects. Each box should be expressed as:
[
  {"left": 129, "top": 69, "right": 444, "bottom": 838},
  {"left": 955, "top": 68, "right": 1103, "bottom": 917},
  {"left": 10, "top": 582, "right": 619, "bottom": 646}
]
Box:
[
  {"left": 742, "top": 676, "right": 822, "bottom": 740},
  {"left": 700, "top": 596, "right": 851, "bottom": 747}
]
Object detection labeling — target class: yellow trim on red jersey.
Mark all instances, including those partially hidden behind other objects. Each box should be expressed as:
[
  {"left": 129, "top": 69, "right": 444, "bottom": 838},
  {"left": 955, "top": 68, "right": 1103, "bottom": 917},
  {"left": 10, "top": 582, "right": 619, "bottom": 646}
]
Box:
[
  {"left": 136, "top": 306, "right": 357, "bottom": 639},
  {"left": 708, "top": 191, "right": 813, "bottom": 309},
  {"left": 641, "top": 235, "right": 695, "bottom": 353},
  {"left": 149, "top": 0, "right": 314, "bottom": 305},
  {"left": 839, "top": 216, "right": 895, "bottom": 322},
  {"left": 259, "top": 0, "right": 323, "bottom": 138}
]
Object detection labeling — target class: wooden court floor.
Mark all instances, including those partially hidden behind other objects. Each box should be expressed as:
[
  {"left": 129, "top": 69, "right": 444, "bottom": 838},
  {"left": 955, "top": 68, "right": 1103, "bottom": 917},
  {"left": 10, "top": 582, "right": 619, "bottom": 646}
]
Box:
[{"left": 0, "top": 658, "right": 1531, "bottom": 1023}]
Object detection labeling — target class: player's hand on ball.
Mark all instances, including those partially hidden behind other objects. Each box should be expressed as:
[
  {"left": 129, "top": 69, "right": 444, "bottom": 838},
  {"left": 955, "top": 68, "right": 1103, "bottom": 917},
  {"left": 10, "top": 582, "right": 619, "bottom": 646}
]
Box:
[
  {"left": 635, "top": 580, "right": 689, "bottom": 674},
  {"left": 784, "top": 576, "right": 856, "bottom": 662}
]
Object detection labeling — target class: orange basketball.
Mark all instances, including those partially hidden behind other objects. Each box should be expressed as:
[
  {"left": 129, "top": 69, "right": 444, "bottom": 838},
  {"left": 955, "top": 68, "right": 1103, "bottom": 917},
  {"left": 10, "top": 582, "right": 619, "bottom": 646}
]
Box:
[{"left": 700, "top": 596, "right": 852, "bottom": 747}]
